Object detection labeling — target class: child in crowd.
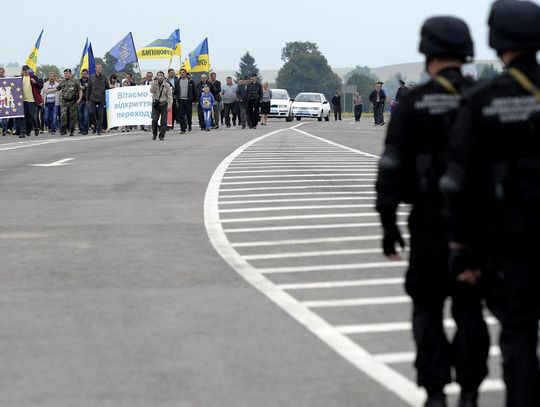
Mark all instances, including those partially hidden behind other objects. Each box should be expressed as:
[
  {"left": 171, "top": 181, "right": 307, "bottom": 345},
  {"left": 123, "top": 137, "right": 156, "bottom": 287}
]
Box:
[{"left": 199, "top": 85, "right": 215, "bottom": 131}]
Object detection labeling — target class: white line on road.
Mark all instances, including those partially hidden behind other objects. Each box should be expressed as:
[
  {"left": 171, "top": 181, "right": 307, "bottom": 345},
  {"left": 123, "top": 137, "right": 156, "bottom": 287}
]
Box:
[
  {"left": 204, "top": 122, "right": 426, "bottom": 406},
  {"left": 259, "top": 261, "right": 408, "bottom": 274},
  {"left": 336, "top": 316, "right": 499, "bottom": 334},
  {"left": 242, "top": 247, "right": 389, "bottom": 260},
  {"left": 224, "top": 223, "right": 407, "bottom": 233},
  {"left": 226, "top": 168, "right": 378, "bottom": 173},
  {"left": 374, "top": 346, "right": 501, "bottom": 364},
  {"left": 232, "top": 235, "right": 388, "bottom": 247},
  {"left": 219, "top": 204, "right": 375, "bottom": 213},
  {"left": 223, "top": 173, "right": 376, "bottom": 179},
  {"left": 220, "top": 185, "right": 375, "bottom": 192},
  {"left": 221, "top": 178, "right": 377, "bottom": 185},
  {"left": 0, "top": 132, "right": 120, "bottom": 151},
  {"left": 219, "top": 191, "right": 376, "bottom": 198},
  {"left": 303, "top": 296, "right": 411, "bottom": 308},
  {"left": 220, "top": 212, "right": 408, "bottom": 223},
  {"left": 219, "top": 197, "right": 376, "bottom": 204},
  {"left": 28, "top": 158, "right": 75, "bottom": 167},
  {"left": 276, "top": 278, "right": 405, "bottom": 290}
]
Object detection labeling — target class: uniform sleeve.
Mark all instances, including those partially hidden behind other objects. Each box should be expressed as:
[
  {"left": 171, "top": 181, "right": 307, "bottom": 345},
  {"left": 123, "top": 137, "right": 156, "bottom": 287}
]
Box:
[{"left": 375, "top": 98, "right": 414, "bottom": 229}]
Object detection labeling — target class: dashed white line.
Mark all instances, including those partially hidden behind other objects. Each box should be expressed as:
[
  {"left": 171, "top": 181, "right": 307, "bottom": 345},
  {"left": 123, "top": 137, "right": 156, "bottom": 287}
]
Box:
[
  {"left": 276, "top": 278, "right": 405, "bottom": 290},
  {"left": 220, "top": 212, "right": 408, "bottom": 223},
  {"left": 224, "top": 224, "right": 407, "bottom": 233},
  {"left": 219, "top": 197, "right": 376, "bottom": 205},
  {"left": 242, "top": 248, "right": 388, "bottom": 260},
  {"left": 219, "top": 204, "right": 375, "bottom": 213},
  {"left": 259, "top": 261, "right": 408, "bottom": 274},
  {"left": 303, "top": 296, "right": 411, "bottom": 308}
]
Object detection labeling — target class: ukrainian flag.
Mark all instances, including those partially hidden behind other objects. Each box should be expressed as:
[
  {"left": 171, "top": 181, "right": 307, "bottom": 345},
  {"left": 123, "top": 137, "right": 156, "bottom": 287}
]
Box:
[
  {"left": 25, "top": 30, "right": 44, "bottom": 72},
  {"left": 78, "top": 38, "right": 96, "bottom": 77},
  {"left": 137, "top": 29, "right": 181, "bottom": 59},
  {"left": 182, "top": 38, "right": 210, "bottom": 73}
]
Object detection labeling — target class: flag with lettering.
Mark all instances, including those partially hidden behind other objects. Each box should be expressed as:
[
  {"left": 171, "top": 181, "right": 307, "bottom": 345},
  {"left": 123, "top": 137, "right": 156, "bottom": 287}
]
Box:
[
  {"left": 137, "top": 29, "right": 181, "bottom": 59},
  {"left": 25, "top": 30, "right": 44, "bottom": 72},
  {"left": 0, "top": 78, "right": 25, "bottom": 119}
]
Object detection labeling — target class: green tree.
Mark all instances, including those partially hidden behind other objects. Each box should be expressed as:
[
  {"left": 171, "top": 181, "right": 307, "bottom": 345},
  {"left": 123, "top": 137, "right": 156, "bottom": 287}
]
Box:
[
  {"left": 281, "top": 41, "right": 319, "bottom": 62},
  {"left": 37, "top": 64, "right": 61, "bottom": 78},
  {"left": 236, "top": 52, "right": 262, "bottom": 82},
  {"left": 276, "top": 42, "right": 342, "bottom": 100}
]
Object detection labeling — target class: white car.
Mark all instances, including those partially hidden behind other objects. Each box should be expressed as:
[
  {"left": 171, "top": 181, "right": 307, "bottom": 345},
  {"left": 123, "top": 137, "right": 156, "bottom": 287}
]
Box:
[
  {"left": 291, "top": 92, "right": 331, "bottom": 121},
  {"left": 269, "top": 89, "right": 293, "bottom": 121}
]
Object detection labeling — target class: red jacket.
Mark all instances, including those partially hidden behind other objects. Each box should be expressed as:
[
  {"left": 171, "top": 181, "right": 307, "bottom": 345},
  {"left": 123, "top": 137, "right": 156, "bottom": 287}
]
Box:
[{"left": 27, "top": 73, "right": 43, "bottom": 105}]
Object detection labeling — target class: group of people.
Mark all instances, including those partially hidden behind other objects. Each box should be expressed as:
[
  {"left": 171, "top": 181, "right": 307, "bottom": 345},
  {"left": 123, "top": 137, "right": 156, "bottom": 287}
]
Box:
[
  {"left": 329, "top": 82, "right": 388, "bottom": 125},
  {"left": 377, "top": 1, "right": 540, "bottom": 407}
]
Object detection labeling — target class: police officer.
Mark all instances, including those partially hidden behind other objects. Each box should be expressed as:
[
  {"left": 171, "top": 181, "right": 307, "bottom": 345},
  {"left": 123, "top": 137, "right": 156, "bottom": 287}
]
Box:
[
  {"left": 442, "top": 1, "right": 540, "bottom": 406},
  {"left": 57, "top": 68, "right": 82, "bottom": 137},
  {"left": 376, "top": 16, "right": 489, "bottom": 407}
]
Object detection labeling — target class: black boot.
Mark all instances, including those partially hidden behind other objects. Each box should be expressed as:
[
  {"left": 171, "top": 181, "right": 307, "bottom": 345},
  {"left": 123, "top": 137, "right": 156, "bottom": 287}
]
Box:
[
  {"left": 425, "top": 391, "right": 447, "bottom": 407},
  {"left": 457, "top": 390, "right": 478, "bottom": 407}
]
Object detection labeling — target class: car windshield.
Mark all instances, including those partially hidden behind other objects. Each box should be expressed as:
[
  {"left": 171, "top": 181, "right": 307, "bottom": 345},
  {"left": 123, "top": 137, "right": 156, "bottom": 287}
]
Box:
[
  {"left": 295, "top": 94, "right": 321, "bottom": 103},
  {"left": 271, "top": 90, "right": 288, "bottom": 100}
]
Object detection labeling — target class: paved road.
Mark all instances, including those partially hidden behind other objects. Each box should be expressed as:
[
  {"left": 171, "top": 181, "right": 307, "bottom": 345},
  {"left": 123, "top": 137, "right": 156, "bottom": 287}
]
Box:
[{"left": 0, "top": 120, "right": 503, "bottom": 406}]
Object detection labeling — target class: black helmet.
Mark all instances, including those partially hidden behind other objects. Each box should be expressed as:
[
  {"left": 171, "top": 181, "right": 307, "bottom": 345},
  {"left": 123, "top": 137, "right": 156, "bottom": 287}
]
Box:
[
  {"left": 419, "top": 16, "right": 474, "bottom": 61},
  {"left": 489, "top": 0, "right": 540, "bottom": 53}
]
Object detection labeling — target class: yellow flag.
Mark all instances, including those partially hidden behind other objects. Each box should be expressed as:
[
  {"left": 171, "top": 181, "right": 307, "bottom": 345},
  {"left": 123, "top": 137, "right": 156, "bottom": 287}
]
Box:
[{"left": 25, "top": 30, "right": 44, "bottom": 72}]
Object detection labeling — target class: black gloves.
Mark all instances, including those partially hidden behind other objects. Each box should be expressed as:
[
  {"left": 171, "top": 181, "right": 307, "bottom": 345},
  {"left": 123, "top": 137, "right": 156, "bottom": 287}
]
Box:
[{"left": 382, "top": 225, "right": 405, "bottom": 256}]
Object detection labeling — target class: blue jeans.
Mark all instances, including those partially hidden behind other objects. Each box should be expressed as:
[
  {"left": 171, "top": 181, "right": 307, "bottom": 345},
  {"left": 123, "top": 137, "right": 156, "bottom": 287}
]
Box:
[
  {"left": 78, "top": 102, "right": 89, "bottom": 132},
  {"left": 203, "top": 109, "right": 212, "bottom": 129},
  {"left": 44, "top": 103, "right": 58, "bottom": 132},
  {"left": 0, "top": 119, "right": 7, "bottom": 134}
]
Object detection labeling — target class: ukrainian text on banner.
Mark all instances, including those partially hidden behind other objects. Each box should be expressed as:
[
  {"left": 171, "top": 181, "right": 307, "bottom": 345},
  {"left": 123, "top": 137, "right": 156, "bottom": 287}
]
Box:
[
  {"left": 0, "top": 77, "right": 25, "bottom": 119},
  {"left": 106, "top": 86, "right": 152, "bottom": 127}
]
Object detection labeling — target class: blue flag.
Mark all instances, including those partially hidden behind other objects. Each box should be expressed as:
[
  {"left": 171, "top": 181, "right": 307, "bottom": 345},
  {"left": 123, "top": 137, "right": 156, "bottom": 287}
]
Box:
[
  {"left": 78, "top": 39, "right": 96, "bottom": 77},
  {"left": 109, "top": 32, "right": 137, "bottom": 72},
  {"left": 0, "top": 77, "right": 25, "bottom": 119}
]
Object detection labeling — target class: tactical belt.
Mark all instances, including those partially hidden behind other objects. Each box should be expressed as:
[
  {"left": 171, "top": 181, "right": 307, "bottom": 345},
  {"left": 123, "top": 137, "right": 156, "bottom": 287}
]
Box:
[{"left": 507, "top": 67, "right": 540, "bottom": 102}]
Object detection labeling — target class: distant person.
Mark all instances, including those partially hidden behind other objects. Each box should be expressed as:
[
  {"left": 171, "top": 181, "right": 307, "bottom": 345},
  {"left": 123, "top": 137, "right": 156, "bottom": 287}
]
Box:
[
  {"left": 221, "top": 76, "right": 238, "bottom": 128},
  {"left": 86, "top": 64, "right": 109, "bottom": 135},
  {"left": 246, "top": 73, "right": 262, "bottom": 129},
  {"left": 166, "top": 69, "right": 178, "bottom": 130},
  {"left": 78, "top": 69, "right": 90, "bottom": 135},
  {"left": 236, "top": 76, "right": 250, "bottom": 129},
  {"left": 260, "top": 82, "right": 272, "bottom": 126},
  {"left": 122, "top": 73, "right": 136, "bottom": 87},
  {"left": 196, "top": 74, "right": 215, "bottom": 130},
  {"left": 18, "top": 65, "right": 43, "bottom": 138},
  {"left": 353, "top": 92, "right": 363, "bottom": 122},
  {"left": 149, "top": 71, "right": 173, "bottom": 140},
  {"left": 369, "top": 81, "right": 386, "bottom": 126},
  {"left": 331, "top": 91, "right": 342, "bottom": 121},
  {"left": 57, "top": 68, "right": 81, "bottom": 137},
  {"left": 42, "top": 72, "right": 59, "bottom": 134},
  {"left": 395, "top": 79, "right": 407, "bottom": 103},
  {"left": 175, "top": 68, "right": 196, "bottom": 134},
  {"left": 209, "top": 71, "right": 221, "bottom": 128},
  {"left": 139, "top": 71, "right": 154, "bottom": 132},
  {"left": 199, "top": 85, "right": 215, "bottom": 132}
]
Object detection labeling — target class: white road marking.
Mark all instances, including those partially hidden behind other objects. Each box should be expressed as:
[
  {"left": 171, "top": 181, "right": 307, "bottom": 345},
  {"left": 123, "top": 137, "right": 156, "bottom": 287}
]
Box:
[
  {"left": 221, "top": 178, "right": 377, "bottom": 185},
  {"left": 223, "top": 223, "right": 407, "bottom": 233},
  {"left": 219, "top": 191, "right": 377, "bottom": 198},
  {"left": 219, "top": 197, "right": 376, "bottom": 204},
  {"left": 219, "top": 204, "right": 375, "bottom": 213},
  {"left": 226, "top": 168, "right": 378, "bottom": 173},
  {"left": 374, "top": 346, "right": 501, "bottom": 364},
  {"left": 231, "top": 235, "right": 390, "bottom": 248},
  {"left": 259, "top": 262, "right": 408, "bottom": 274},
  {"left": 242, "top": 248, "right": 389, "bottom": 260},
  {"left": 28, "top": 158, "right": 75, "bottom": 167},
  {"left": 337, "top": 316, "right": 499, "bottom": 334},
  {"left": 220, "top": 185, "right": 375, "bottom": 192},
  {"left": 303, "top": 296, "right": 411, "bottom": 308},
  {"left": 223, "top": 173, "right": 376, "bottom": 179},
  {"left": 277, "top": 278, "right": 405, "bottom": 290},
  {"left": 0, "top": 132, "right": 121, "bottom": 151},
  {"left": 220, "top": 212, "right": 408, "bottom": 223},
  {"left": 204, "top": 124, "right": 425, "bottom": 406}
]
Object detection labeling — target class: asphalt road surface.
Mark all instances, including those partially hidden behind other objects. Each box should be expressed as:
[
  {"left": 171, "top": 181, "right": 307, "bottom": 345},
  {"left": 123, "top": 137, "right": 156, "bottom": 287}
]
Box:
[{"left": 0, "top": 119, "right": 503, "bottom": 407}]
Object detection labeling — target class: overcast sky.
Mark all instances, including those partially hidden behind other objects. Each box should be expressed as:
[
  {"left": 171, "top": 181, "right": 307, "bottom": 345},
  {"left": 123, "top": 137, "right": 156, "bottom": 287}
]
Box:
[{"left": 2, "top": 0, "right": 537, "bottom": 71}]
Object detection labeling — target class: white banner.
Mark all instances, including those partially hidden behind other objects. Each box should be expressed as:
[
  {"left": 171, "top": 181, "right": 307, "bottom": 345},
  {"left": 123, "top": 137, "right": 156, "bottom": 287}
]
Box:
[{"left": 106, "top": 85, "right": 152, "bottom": 128}]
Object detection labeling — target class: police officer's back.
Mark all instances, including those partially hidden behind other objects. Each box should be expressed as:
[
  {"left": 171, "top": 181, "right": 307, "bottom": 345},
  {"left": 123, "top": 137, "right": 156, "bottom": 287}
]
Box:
[
  {"left": 376, "top": 16, "right": 489, "bottom": 407},
  {"left": 442, "top": 1, "right": 540, "bottom": 406}
]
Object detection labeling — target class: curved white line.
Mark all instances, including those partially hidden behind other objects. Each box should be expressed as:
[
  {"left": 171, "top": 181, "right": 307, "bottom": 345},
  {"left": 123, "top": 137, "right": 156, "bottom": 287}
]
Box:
[{"left": 203, "top": 123, "right": 424, "bottom": 406}]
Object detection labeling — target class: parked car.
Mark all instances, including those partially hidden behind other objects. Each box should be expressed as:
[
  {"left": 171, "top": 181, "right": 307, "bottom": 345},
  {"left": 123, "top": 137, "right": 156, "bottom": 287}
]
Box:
[
  {"left": 269, "top": 89, "right": 293, "bottom": 121},
  {"left": 291, "top": 92, "right": 331, "bottom": 121}
]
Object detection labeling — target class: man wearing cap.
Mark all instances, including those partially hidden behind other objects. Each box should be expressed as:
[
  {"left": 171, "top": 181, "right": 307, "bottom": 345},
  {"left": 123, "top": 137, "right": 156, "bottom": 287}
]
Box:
[
  {"left": 57, "top": 69, "right": 82, "bottom": 137},
  {"left": 376, "top": 16, "right": 489, "bottom": 407},
  {"left": 18, "top": 65, "right": 43, "bottom": 138},
  {"left": 369, "top": 82, "right": 386, "bottom": 126},
  {"left": 442, "top": 1, "right": 540, "bottom": 406}
]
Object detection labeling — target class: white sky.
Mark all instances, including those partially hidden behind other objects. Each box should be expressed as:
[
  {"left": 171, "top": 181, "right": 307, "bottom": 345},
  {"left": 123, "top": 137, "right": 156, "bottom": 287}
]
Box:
[{"left": 2, "top": 0, "right": 538, "bottom": 70}]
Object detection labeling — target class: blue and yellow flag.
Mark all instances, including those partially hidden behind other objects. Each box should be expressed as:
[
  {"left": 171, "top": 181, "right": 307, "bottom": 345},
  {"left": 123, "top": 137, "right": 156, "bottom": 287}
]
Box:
[
  {"left": 109, "top": 32, "right": 138, "bottom": 72},
  {"left": 137, "top": 29, "right": 181, "bottom": 59},
  {"left": 182, "top": 38, "right": 210, "bottom": 73},
  {"left": 25, "top": 30, "right": 44, "bottom": 72},
  {"left": 78, "top": 38, "right": 96, "bottom": 77}
]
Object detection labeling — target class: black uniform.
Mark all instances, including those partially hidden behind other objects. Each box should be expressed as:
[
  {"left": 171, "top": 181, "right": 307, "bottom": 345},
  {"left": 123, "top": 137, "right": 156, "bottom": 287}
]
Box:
[
  {"left": 376, "top": 67, "right": 490, "bottom": 397},
  {"left": 331, "top": 94, "right": 342, "bottom": 120},
  {"left": 246, "top": 81, "right": 262, "bottom": 128}
]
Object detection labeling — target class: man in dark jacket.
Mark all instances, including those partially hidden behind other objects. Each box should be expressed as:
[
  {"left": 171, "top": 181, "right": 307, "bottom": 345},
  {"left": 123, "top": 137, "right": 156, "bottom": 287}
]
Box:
[
  {"left": 175, "top": 68, "right": 196, "bottom": 133},
  {"left": 209, "top": 71, "right": 221, "bottom": 128},
  {"left": 376, "top": 16, "right": 489, "bottom": 407},
  {"left": 18, "top": 65, "right": 43, "bottom": 138},
  {"left": 196, "top": 74, "right": 215, "bottom": 130},
  {"left": 86, "top": 64, "right": 109, "bottom": 135},
  {"left": 246, "top": 73, "right": 262, "bottom": 129},
  {"left": 331, "top": 91, "right": 342, "bottom": 121},
  {"left": 442, "top": 2, "right": 540, "bottom": 406},
  {"left": 395, "top": 80, "right": 407, "bottom": 103},
  {"left": 236, "top": 76, "right": 250, "bottom": 129},
  {"left": 369, "top": 82, "right": 386, "bottom": 126},
  {"left": 78, "top": 69, "right": 90, "bottom": 135}
]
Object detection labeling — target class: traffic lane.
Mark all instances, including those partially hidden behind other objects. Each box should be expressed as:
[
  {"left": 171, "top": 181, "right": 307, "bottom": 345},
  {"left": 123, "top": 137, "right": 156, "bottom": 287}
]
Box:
[{"left": 0, "top": 124, "right": 405, "bottom": 406}]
